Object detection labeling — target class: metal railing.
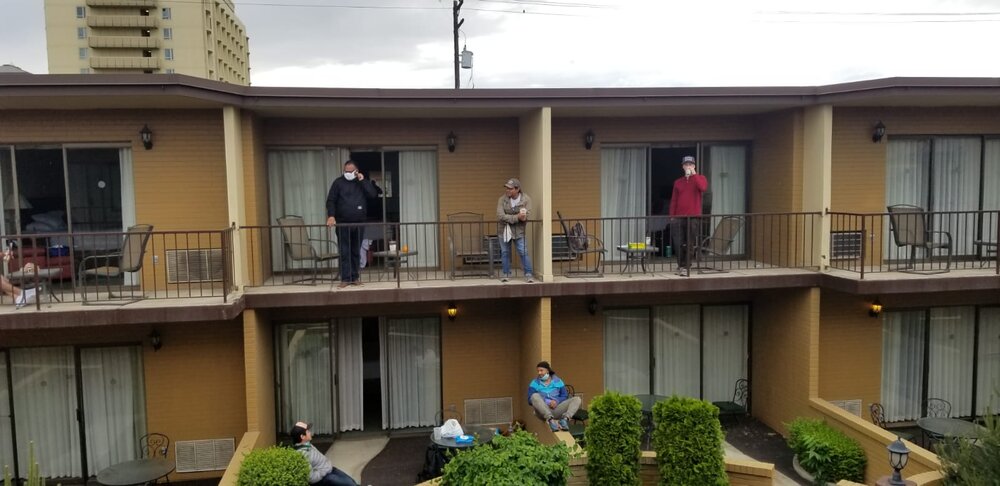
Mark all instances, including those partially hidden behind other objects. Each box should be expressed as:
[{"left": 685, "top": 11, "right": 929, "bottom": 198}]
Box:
[
  {"left": 828, "top": 209, "right": 1000, "bottom": 277},
  {"left": 1, "top": 227, "right": 234, "bottom": 309}
]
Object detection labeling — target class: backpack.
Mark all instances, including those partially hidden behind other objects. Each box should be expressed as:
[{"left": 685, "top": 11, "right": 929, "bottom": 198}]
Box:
[{"left": 568, "top": 222, "right": 589, "bottom": 251}]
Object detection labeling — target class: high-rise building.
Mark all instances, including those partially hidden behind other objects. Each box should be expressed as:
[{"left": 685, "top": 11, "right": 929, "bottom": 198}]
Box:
[{"left": 43, "top": 0, "right": 250, "bottom": 84}]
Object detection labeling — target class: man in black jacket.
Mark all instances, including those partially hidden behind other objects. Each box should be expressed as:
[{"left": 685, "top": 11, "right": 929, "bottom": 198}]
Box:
[{"left": 326, "top": 160, "right": 378, "bottom": 287}]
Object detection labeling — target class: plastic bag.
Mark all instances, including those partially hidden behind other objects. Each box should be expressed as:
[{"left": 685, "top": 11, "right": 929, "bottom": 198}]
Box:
[{"left": 440, "top": 418, "right": 464, "bottom": 438}]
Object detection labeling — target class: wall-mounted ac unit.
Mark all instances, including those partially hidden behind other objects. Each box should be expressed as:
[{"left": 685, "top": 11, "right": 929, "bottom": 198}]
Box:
[
  {"left": 166, "top": 248, "right": 223, "bottom": 283},
  {"left": 831, "top": 231, "right": 863, "bottom": 260},
  {"left": 465, "top": 397, "right": 513, "bottom": 425},
  {"left": 830, "top": 399, "right": 863, "bottom": 417},
  {"left": 175, "top": 438, "right": 234, "bottom": 473}
]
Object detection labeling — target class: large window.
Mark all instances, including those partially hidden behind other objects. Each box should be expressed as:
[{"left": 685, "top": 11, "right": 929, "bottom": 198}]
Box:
[
  {"left": 881, "top": 306, "right": 1000, "bottom": 421},
  {"left": 604, "top": 304, "right": 749, "bottom": 402}
]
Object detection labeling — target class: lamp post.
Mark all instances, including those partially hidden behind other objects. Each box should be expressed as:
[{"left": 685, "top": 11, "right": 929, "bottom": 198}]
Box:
[
  {"left": 876, "top": 437, "right": 914, "bottom": 486},
  {"left": 453, "top": 0, "right": 464, "bottom": 89}
]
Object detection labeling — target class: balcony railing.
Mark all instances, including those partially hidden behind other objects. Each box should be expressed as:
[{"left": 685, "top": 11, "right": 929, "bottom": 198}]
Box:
[
  {"left": 89, "top": 36, "right": 160, "bottom": 49},
  {"left": 1, "top": 227, "right": 235, "bottom": 309},
  {"left": 828, "top": 209, "right": 1000, "bottom": 277},
  {"left": 87, "top": 15, "right": 158, "bottom": 28},
  {"left": 90, "top": 56, "right": 160, "bottom": 69}
]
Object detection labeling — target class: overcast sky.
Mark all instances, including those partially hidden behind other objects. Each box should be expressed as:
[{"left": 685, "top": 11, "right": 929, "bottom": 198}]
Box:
[{"left": 2, "top": 0, "right": 999, "bottom": 88}]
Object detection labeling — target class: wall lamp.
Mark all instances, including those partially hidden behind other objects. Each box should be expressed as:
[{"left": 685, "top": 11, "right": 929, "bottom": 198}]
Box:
[
  {"left": 872, "top": 121, "right": 886, "bottom": 144},
  {"left": 587, "top": 297, "right": 599, "bottom": 316},
  {"left": 584, "top": 130, "right": 595, "bottom": 150},
  {"left": 149, "top": 329, "right": 163, "bottom": 351},
  {"left": 140, "top": 124, "right": 154, "bottom": 150},
  {"left": 447, "top": 302, "right": 458, "bottom": 321},
  {"left": 446, "top": 131, "right": 457, "bottom": 153},
  {"left": 869, "top": 298, "right": 883, "bottom": 318},
  {"left": 886, "top": 437, "right": 911, "bottom": 486}
]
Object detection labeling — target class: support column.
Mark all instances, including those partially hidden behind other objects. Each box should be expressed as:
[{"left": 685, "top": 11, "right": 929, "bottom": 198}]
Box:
[
  {"left": 519, "top": 297, "right": 554, "bottom": 441},
  {"left": 242, "top": 309, "right": 276, "bottom": 446},
  {"left": 223, "top": 105, "right": 248, "bottom": 288},
  {"left": 803, "top": 105, "right": 833, "bottom": 270},
  {"left": 518, "top": 107, "right": 553, "bottom": 281}
]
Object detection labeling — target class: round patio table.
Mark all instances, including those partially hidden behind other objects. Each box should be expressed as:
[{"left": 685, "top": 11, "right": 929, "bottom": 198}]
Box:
[
  {"left": 96, "top": 457, "right": 173, "bottom": 486},
  {"left": 916, "top": 417, "right": 987, "bottom": 440},
  {"left": 430, "top": 425, "right": 495, "bottom": 449}
]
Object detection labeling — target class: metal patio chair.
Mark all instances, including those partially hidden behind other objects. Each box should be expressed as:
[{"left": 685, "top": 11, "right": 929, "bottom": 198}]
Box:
[
  {"left": 276, "top": 215, "right": 338, "bottom": 284},
  {"left": 712, "top": 378, "right": 750, "bottom": 425},
  {"left": 556, "top": 211, "right": 605, "bottom": 276},
  {"left": 694, "top": 216, "right": 744, "bottom": 273},
  {"left": 78, "top": 224, "right": 153, "bottom": 305},
  {"left": 887, "top": 205, "right": 952, "bottom": 274},
  {"left": 447, "top": 212, "right": 494, "bottom": 279},
  {"left": 869, "top": 402, "right": 915, "bottom": 442}
]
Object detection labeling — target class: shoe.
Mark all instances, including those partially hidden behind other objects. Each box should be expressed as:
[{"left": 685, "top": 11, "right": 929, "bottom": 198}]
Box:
[
  {"left": 14, "top": 292, "right": 26, "bottom": 309},
  {"left": 558, "top": 418, "right": 569, "bottom": 431},
  {"left": 678, "top": 268, "right": 689, "bottom": 277},
  {"left": 337, "top": 282, "right": 351, "bottom": 289},
  {"left": 525, "top": 273, "right": 534, "bottom": 283},
  {"left": 501, "top": 275, "right": 510, "bottom": 283},
  {"left": 352, "top": 281, "right": 364, "bottom": 286},
  {"left": 548, "top": 419, "right": 560, "bottom": 432}
]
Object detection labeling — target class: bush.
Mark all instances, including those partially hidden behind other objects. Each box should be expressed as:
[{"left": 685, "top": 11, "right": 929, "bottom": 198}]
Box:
[
  {"left": 652, "top": 396, "right": 728, "bottom": 486},
  {"left": 584, "top": 392, "right": 643, "bottom": 486},
  {"left": 237, "top": 446, "right": 310, "bottom": 486},
  {"left": 786, "top": 418, "right": 865, "bottom": 483},
  {"left": 937, "top": 408, "right": 1000, "bottom": 485},
  {"left": 441, "top": 430, "right": 570, "bottom": 486}
]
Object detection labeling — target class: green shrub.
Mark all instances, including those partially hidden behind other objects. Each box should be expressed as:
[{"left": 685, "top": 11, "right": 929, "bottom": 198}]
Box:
[
  {"left": 236, "top": 446, "right": 310, "bottom": 486},
  {"left": 937, "top": 407, "right": 1000, "bottom": 485},
  {"left": 652, "top": 396, "right": 728, "bottom": 486},
  {"left": 441, "top": 430, "right": 570, "bottom": 486},
  {"left": 584, "top": 391, "right": 643, "bottom": 486},
  {"left": 786, "top": 418, "right": 865, "bottom": 483}
]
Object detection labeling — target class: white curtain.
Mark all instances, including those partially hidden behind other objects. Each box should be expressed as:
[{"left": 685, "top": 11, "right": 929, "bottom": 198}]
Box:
[
  {"left": 398, "top": 151, "right": 439, "bottom": 268},
  {"left": 881, "top": 311, "right": 926, "bottom": 421},
  {"left": 267, "top": 149, "right": 343, "bottom": 271},
  {"left": 981, "top": 140, "right": 1000, "bottom": 250},
  {"left": 279, "top": 323, "right": 333, "bottom": 435},
  {"left": 601, "top": 147, "right": 647, "bottom": 259},
  {"left": 11, "top": 347, "right": 81, "bottom": 478},
  {"left": 927, "top": 307, "right": 975, "bottom": 417},
  {"left": 0, "top": 351, "right": 12, "bottom": 474},
  {"left": 81, "top": 347, "right": 146, "bottom": 473},
  {"left": 336, "top": 318, "right": 364, "bottom": 432},
  {"left": 119, "top": 149, "right": 136, "bottom": 233},
  {"left": 603, "top": 309, "right": 650, "bottom": 395},
  {"left": 885, "top": 140, "right": 931, "bottom": 260},
  {"left": 381, "top": 318, "right": 440, "bottom": 429},
  {"left": 931, "top": 138, "right": 981, "bottom": 255},
  {"left": 702, "top": 305, "right": 749, "bottom": 402},
  {"left": 977, "top": 308, "right": 1000, "bottom": 415},
  {"left": 706, "top": 145, "right": 747, "bottom": 253},
  {"left": 652, "top": 305, "right": 700, "bottom": 398}
]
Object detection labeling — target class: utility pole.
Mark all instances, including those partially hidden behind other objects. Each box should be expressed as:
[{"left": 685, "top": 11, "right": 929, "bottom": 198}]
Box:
[{"left": 453, "top": 0, "right": 464, "bottom": 89}]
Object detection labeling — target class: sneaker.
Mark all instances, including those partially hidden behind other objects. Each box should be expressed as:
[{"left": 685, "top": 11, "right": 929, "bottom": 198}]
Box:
[
  {"left": 548, "top": 419, "right": 560, "bottom": 432},
  {"left": 525, "top": 273, "right": 534, "bottom": 283},
  {"left": 14, "top": 292, "right": 26, "bottom": 309},
  {"left": 678, "top": 268, "right": 689, "bottom": 277},
  {"left": 558, "top": 418, "right": 569, "bottom": 431}
]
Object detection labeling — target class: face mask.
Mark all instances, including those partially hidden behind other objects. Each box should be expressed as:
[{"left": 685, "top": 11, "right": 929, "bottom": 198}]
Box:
[
  {"left": 541, "top": 373, "right": 550, "bottom": 381},
  {"left": 344, "top": 171, "right": 356, "bottom": 181}
]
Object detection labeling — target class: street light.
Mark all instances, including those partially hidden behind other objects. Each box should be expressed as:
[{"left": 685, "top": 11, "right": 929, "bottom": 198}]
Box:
[{"left": 887, "top": 437, "right": 910, "bottom": 486}]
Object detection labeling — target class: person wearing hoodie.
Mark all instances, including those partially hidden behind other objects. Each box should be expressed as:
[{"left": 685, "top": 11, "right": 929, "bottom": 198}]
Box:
[
  {"left": 291, "top": 421, "right": 358, "bottom": 486},
  {"left": 526, "top": 361, "right": 582, "bottom": 432}
]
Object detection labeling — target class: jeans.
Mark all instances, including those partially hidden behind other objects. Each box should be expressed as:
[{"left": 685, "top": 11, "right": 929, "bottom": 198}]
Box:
[
  {"left": 529, "top": 393, "right": 582, "bottom": 421},
  {"left": 336, "top": 225, "right": 363, "bottom": 282},
  {"left": 500, "top": 237, "right": 533, "bottom": 276},
  {"left": 670, "top": 217, "right": 703, "bottom": 269},
  {"left": 315, "top": 467, "right": 358, "bottom": 486}
]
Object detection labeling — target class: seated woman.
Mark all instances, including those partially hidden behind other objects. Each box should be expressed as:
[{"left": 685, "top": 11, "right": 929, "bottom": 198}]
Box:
[
  {"left": 1, "top": 262, "right": 37, "bottom": 308},
  {"left": 527, "top": 361, "right": 582, "bottom": 432}
]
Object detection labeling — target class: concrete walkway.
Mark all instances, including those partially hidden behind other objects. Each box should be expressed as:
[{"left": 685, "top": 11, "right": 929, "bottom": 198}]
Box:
[
  {"left": 325, "top": 435, "right": 389, "bottom": 485},
  {"left": 724, "top": 441, "right": 804, "bottom": 486}
]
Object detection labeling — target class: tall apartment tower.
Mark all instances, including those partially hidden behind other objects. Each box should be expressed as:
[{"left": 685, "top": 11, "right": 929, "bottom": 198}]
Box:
[{"left": 44, "top": 0, "right": 250, "bottom": 84}]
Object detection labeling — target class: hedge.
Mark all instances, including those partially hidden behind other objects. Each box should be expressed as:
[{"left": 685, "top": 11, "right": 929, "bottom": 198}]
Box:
[
  {"left": 584, "top": 392, "right": 643, "bottom": 486},
  {"left": 441, "top": 430, "right": 570, "bottom": 486},
  {"left": 786, "top": 418, "right": 866, "bottom": 483},
  {"left": 652, "top": 396, "right": 727, "bottom": 486},
  {"left": 236, "top": 446, "right": 310, "bottom": 486}
]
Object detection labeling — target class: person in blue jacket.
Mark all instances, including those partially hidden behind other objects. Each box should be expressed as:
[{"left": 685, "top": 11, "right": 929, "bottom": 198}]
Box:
[{"left": 527, "top": 361, "right": 582, "bottom": 432}]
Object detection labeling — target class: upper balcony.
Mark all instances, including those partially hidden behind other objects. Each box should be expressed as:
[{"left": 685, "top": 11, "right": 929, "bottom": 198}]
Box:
[
  {"left": 87, "top": 15, "right": 158, "bottom": 28},
  {"left": 89, "top": 36, "right": 160, "bottom": 49},
  {"left": 86, "top": 0, "right": 157, "bottom": 6},
  {"left": 90, "top": 56, "right": 160, "bottom": 70}
]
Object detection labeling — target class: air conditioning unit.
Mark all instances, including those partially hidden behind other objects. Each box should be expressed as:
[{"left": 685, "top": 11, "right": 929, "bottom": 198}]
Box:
[
  {"left": 830, "top": 231, "right": 863, "bottom": 260},
  {"left": 175, "top": 438, "right": 234, "bottom": 472},
  {"left": 166, "top": 248, "right": 224, "bottom": 283},
  {"left": 830, "top": 399, "right": 863, "bottom": 417},
  {"left": 465, "top": 397, "right": 513, "bottom": 425}
]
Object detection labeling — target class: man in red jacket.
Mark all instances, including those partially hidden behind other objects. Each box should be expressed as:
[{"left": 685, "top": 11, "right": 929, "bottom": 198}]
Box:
[{"left": 669, "top": 156, "right": 708, "bottom": 276}]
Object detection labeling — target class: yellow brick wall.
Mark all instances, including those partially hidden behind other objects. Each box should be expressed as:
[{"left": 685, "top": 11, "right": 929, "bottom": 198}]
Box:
[
  {"left": 751, "top": 109, "right": 803, "bottom": 213},
  {"left": 242, "top": 309, "right": 276, "bottom": 447},
  {"left": 241, "top": 113, "right": 272, "bottom": 286}
]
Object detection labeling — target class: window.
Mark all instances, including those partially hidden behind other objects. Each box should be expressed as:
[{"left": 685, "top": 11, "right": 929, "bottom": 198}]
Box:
[
  {"left": 165, "top": 68, "right": 175, "bottom": 74},
  {"left": 77, "top": 27, "right": 87, "bottom": 39},
  {"left": 881, "top": 306, "right": 1000, "bottom": 421},
  {"left": 78, "top": 47, "right": 88, "bottom": 60},
  {"left": 75, "top": 6, "right": 86, "bottom": 18},
  {"left": 161, "top": 7, "right": 171, "bottom": 19},
  {"left": 163, "top": 28, "right": 172, "bottom": 40},
  {"left": 164, "top": 48, "right": 173, "bottom": 61}
]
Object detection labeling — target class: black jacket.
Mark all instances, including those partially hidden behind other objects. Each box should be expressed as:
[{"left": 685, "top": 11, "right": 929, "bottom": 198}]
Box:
[{"left": 326, "top": 176, "right": 378, "bottom": 223}]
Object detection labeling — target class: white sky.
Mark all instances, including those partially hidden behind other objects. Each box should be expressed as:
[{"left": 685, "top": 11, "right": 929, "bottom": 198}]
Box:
[{"left": 1, "top": 0, "right": 999, "bottom": 88}]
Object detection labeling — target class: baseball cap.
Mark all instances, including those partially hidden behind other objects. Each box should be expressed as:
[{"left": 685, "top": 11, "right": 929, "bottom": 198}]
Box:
[
  {"left": 681, "top": 156, "right": 696, "bottom": 165},
  {"left": 504, "top": 178, "right": 521, "bottom": 189}
]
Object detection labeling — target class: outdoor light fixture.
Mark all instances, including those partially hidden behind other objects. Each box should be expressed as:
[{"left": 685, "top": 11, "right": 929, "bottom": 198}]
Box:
[
  {"left": 149, "top": 329, "right": 163, "bottom": 351},
  {"left": 887, "top": 437, "right": 910, "bottom": 485},
  {"left": 872, "top": 121, "right": 886, "bottom": 143},
  {"left": 584, "top": 130, "right": 595, "bottom": 150},
  {"left": 140, "top": 124, "right": 154, "bottom": 150},
  {"left": 447, "top": 302, "right": 458, "bottom": 321},
  {"left": 446, "top": 131, "right": 457, "bottom": 153},
  {"left": 869, "top": 299, "right": 883, "bottom": 318},
  {"left": 587, "top": 297, "right": 599, "bottom": 316}
]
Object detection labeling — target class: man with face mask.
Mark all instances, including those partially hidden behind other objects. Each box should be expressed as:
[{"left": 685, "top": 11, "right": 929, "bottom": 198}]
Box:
[
  {"left": 326, "top": 161, "right": 378, "bottom": 287},
  {"left": 669, "top": 155, "right": 708, "bottom": 277},
  {"left": 527, "top": 361, "right": 581, "bottom": 432}
]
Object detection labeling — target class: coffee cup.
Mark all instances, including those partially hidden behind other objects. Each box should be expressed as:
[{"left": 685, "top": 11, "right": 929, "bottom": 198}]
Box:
[{"left": 389, "top": 241, "right": 397, "bottom": 252}]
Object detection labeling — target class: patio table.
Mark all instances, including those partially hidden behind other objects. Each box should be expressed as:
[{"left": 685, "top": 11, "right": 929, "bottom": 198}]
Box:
[
  {"left": 615, "top": 245, "right": 659, "bottom": 274},
  {"left": 96, "top": 457, "right": 173, "bottom": 485},
  {"left": 916, "top": 417, "right": 987, "bottom": 441},
  {"left": 372, "top": 249, "right": 418, "bottom": 280},
  {"left": 8, "top": 267, "right": 62, "bottom": 303},
  {"left": 430, "top": 425, "right": 495, "bottom": 450},
  {"left": 973, "top": 240, "right": 997, "bottom": 267},
  {"left": 634, "top": 394, "right": 669, "bottom": 448}
]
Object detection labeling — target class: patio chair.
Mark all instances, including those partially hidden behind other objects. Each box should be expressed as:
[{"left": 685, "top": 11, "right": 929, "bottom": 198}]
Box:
[
  {"left": 276, "top": 215, "right": 338, "bottom": 284},
  {"left": 447, "top": 212, "right": 493, "bottom": 279},
  {"left": 78, "top": 224, "right": 153, "bottom": 305},
  {"left": 434, "top": 409, "right": 463, "bottom": 427},
  {"left": 564, "top": 384, "right": 588, "bottom": 444},
  {"left": 712, "top": 378, "right": 749, "bottom": 425},
  {"left": 139, "top": 433, "right": 170, "bottom": 459},
  {"left": 887, "top": 205, "right": 952, "bottom": 274},
  {"left": 869, "top": 402, "right": 915, "bottom": 441},
  {"left": 925, "top": 397, "right": 952, "bottom": 418},
  {"left": 556, "top": 211, "right": 606, "bottom": 277},
  {"left": 694, "top": 216, "right": 744, "bottom": 274}
]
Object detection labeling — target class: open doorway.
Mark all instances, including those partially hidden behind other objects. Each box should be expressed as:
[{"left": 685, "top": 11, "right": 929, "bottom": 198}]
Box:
[
  {"left": 361, "top": 317, "right": 383, "bottom": 431},
  {"left": 650, "top": 147, "right": 697, "bottom": 254}
]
